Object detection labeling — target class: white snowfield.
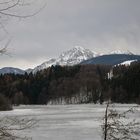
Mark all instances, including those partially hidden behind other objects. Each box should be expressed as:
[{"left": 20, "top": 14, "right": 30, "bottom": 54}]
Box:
[{"left": 0, "top": 104, "right": 140, "bottom": 140}]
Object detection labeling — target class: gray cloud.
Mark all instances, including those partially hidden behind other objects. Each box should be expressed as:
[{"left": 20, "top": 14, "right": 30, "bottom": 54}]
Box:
[{"left": 0, "top": 0, "right": 140, "bottom": 69}]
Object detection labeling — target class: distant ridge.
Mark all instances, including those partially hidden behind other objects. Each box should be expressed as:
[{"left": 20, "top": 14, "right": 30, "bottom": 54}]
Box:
[
  {"left": 0, "top": 67, "right": 25, "bottom": 75},
  {"left": 81, "top": 54, "right": 140, "bottom": 66},
  {"left": 109, "top": 50, "right": 134, "bottom": 55}
]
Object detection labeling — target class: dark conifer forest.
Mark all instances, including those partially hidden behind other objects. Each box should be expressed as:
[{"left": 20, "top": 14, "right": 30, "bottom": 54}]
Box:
[{"left": 0, "top": 62, "right": 140, "bottom": 108}]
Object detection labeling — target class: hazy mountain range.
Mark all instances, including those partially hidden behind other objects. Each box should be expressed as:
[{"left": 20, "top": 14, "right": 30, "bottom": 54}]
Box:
[{"left": 0, "top": 46, "right": 140, "bottom": 75}]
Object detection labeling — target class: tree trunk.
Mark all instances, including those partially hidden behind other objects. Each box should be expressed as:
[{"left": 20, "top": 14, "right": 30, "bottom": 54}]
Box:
[{"left": 104, "top": 102, "right": 109, "bottom": 140}]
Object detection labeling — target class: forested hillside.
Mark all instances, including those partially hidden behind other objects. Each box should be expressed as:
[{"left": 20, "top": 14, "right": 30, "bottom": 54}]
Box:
[
  {"left": 109, "top": 61, "right": 140, "bottom": 103},
  {"left": 0, "top": 62, "right": 140, "bottom": 106}
]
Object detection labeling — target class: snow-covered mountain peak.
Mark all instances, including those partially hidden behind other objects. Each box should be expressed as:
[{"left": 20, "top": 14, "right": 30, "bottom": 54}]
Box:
[
  {"left": 59, "top": 46, "right": 98, "bottom": 62},
  {"left": 32, "top": 46, "right": 97, "bottom": 73},
  {"left": 73, "top": 46, "right": 85, "bottom": 50},
  {"left": 110, "top": 50, "right": 134, "bottom": 55}
]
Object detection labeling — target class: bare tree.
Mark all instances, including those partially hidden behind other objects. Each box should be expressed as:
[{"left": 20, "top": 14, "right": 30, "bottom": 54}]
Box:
[
  {"left": 0, "top": 1, "right": 44, "bottom": 139},
  {"left": 0, "top": 0, "right": 46, "bottom": 53},
  {"left": 102, "top": 102, "right": 140, "bottom": 140}
]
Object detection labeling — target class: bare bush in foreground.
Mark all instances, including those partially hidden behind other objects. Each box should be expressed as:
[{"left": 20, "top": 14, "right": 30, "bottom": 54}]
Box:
[
  {"left": 102, "top": 102, "right": 140, "bottom": 140},
  {"left": 0, "top": 116, "right": 37, "bottom": 140}
]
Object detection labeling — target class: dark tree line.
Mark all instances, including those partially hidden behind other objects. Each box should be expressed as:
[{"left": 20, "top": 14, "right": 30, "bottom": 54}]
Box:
[
  {"left": 0, "top": 62, "right": 140, "bottom": 109},
  {"left": 109, "top": 61, "right": 140, "bottom": 104}
]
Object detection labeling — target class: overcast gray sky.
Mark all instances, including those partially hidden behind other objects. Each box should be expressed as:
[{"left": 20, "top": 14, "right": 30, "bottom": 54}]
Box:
[{"left": 0, "top": 0, "right": 140, "bottom": 70}]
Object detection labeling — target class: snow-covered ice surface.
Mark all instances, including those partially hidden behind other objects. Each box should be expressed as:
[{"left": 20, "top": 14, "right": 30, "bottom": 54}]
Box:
[{"left": 0, "top": 104, "right": 140, "bottom": 140}]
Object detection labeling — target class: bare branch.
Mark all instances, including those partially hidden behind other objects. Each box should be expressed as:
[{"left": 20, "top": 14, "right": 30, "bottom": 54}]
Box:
[
  {"left": 0, "top": 0, "right": 13, "bottom": 5},
  {"left": 0, "top": 116, "right": 37, "bottom": 140},
  {"left": 0, "top": 0, "right": 46, "bottom": 55},
  {"left": 0, "top": 47, "right": 6, "bottom": 54},
  {"left": 0, "top": 0, "right": 47, "bottom": 18},
  {"left": 0, "top": 0, "right": 20, "bottom": 12},
  {"left": 0, "top": 39, "right": 11, "bottom": 56}
]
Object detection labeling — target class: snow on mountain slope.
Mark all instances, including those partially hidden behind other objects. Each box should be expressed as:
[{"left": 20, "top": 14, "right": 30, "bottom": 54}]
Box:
[
  {"left": 58, "top": 46, "right": 98, "bottom": 65},
  {"left": 33, "top": 46, "right": 98, "bottom": 73},
  {"left": 116, "top": 59, "right": 137, "bottom": 66}
]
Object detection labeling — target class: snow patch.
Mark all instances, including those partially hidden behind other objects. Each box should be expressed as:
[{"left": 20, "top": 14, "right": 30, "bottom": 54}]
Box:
[{"left": 116, "top": 59, "right": 137, "bottom": 66}]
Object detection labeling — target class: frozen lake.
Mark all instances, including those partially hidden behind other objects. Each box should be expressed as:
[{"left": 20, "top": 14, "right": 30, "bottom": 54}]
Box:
[{"left": 0, "top": 104, "right": 140, "bottom": 140}]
